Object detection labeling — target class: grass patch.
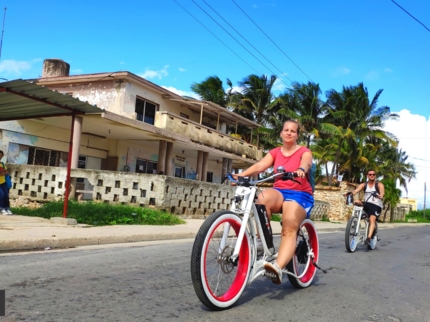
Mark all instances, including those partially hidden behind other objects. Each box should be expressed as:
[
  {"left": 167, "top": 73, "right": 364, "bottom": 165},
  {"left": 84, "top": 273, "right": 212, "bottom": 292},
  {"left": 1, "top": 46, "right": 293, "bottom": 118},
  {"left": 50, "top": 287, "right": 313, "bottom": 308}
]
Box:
[
  {"left": 271, "top": 214, "right": 282, "bottom": 223},
  {"left": 10, "top": 201, "right": 185, "bottom": 226},
  {"left": 399, "top": 209, "right": 430, "bottom": 223}
]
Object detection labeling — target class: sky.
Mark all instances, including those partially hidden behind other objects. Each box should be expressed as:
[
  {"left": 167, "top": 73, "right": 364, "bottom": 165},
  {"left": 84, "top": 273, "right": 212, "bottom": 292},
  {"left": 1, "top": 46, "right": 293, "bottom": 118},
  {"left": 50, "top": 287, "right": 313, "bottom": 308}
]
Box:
[{"left": 1, "top": 0, "right": 430, "bottom": 208}]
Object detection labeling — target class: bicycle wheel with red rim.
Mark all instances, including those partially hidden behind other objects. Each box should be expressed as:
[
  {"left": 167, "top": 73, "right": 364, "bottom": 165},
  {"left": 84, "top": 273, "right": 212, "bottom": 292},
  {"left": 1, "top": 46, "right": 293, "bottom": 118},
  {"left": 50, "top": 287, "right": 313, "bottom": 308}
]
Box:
[
  {"left": 190, "top": 210, "right": 251, "bottom": 310},
  {"left": 286, "top": 219, "right": 319, "bottom": 288}
]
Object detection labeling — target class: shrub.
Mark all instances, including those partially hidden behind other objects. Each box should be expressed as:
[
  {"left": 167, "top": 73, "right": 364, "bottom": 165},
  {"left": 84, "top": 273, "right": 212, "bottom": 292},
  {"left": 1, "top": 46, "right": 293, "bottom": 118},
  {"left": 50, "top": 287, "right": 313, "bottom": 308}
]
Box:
[{"left": 10, "top": 201, "right": 185, "bottom": 226}]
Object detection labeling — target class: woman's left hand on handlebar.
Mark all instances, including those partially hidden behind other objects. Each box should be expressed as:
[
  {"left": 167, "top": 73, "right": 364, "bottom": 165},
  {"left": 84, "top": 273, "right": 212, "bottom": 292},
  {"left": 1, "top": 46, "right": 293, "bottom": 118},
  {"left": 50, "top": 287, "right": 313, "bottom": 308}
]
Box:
[{"left": 295, "top": 168, "right": 306, "bottom": 178}]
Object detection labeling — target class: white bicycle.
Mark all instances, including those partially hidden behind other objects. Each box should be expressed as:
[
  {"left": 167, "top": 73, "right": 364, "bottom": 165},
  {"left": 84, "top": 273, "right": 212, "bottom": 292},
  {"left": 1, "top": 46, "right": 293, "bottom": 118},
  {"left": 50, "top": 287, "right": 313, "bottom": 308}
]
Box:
[
  {"left": 345, "top": 191, "right": 380, "bottom": 252},
  {"left": 190, "top": 167, "right": 325, "bottom": 310}
]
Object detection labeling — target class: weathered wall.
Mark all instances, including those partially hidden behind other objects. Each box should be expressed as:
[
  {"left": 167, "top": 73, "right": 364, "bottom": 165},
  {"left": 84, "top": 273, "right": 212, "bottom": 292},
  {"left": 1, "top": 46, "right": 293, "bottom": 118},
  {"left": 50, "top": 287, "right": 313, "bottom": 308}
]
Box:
[
  {"left": 313, "top": 181, "right": 407, "bottom": 222},
  {"left": 7, "top": 165, "right": 330, "bottom": 220}
]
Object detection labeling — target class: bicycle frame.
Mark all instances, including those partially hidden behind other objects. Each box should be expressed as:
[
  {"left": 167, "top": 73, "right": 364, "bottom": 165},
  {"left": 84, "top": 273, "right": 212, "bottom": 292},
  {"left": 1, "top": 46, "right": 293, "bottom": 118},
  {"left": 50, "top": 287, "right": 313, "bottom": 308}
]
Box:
[
  {"left": 350, "top": 205, "right": 370, "bottom": 243},
  {"left": 224, "top": 172, "right": 315, "bottom": 283}
]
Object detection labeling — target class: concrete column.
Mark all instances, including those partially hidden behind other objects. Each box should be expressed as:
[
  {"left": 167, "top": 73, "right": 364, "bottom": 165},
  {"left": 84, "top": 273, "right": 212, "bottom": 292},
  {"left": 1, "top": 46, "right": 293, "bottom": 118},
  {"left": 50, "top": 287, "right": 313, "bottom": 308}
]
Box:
[
  {"left": 196, "top": 151, "right": 203, "bottom": 181},
  {"left": 70, "top": 116, "right": 83, "bottom": 199},
  {"left": 157, "top": 140, "right": 167, "bottom": 174},
  {"left": 165, "top": 142, "right": 173, "bottom": 176},
  {"left": 221, "top": 158, "right": 229, "bottom": 179},
  {"left": 201, "top": 152, "right": 209, "bottom": 182},
  {"left": 71, "top": 116, "right": 83, "bottom": 168},
  {"left": 227, "top": 159, "right": 233, "bottom": 174}
]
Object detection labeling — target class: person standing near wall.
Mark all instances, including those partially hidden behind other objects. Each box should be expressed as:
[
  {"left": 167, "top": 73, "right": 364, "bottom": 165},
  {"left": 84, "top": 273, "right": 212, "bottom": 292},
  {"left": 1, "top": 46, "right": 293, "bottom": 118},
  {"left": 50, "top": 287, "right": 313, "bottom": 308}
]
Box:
[{"left": 0, "top": 150, "right": 12, "bottom": 215}]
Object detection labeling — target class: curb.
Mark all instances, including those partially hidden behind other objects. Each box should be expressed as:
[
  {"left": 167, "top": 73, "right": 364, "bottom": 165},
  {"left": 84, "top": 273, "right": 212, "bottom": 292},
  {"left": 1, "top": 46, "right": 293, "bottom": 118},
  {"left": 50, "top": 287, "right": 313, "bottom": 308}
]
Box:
[{"left": 0, "top": 233, "right": 197, "bottom": 252}]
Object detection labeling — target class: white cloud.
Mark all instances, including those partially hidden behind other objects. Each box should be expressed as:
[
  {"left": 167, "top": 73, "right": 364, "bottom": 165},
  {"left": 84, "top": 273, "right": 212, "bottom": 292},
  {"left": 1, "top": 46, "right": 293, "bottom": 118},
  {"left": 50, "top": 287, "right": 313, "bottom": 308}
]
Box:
[
  {"left": 0, "top": 59, "right": 32, "bottom": 77},
  {"left": 273, "top": 78, "right": 287, "bottom": 92},
  {"left": 178, "top": 67, "right": 186, "bottom": 72},
  {"left": 161, "top": 86, "right": 199, "bottom": 99},
  {"left": 384, "top": 109, "right": 430, "bottom": 208},
  {"left": 365, "top": 70, "right": 379, "bottom": 80},
  {"left": 331, "top": 66, "right": 351, "bottom": 77},
  {"left": 139, "top": 65, "right": 169, "bottom": 80}
]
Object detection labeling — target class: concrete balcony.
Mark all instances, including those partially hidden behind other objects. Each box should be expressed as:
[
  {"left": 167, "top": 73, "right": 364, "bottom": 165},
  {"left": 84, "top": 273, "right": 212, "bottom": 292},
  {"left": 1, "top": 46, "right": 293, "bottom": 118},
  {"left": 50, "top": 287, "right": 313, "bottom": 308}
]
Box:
[{"left": 154, "top": 112, "right": 263, "bottom": 160}]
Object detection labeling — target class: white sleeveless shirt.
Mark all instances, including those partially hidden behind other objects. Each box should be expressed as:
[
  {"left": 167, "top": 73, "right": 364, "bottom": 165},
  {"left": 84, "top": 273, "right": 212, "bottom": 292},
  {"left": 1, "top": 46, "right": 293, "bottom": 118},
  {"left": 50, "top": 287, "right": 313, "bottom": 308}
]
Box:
[{"left": 364, "top": 182, "right": 383, "bottom": 208}]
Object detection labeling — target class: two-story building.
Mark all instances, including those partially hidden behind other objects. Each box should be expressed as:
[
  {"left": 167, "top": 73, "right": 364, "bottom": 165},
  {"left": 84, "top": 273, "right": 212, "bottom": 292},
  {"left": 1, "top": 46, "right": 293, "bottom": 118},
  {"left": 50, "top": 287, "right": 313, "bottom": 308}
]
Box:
[{"left": 0, "top": 59, "right": 262, "bottom": 199}]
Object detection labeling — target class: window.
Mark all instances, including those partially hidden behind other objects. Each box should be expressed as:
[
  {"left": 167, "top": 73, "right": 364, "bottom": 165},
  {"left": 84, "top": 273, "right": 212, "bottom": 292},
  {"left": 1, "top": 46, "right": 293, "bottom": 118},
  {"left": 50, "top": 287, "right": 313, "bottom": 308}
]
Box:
[
  {"left": 175, "top": 166, "right": 185, "bottom": 178},
  {"left": 135, "top": 158, "right": 158, "bottom": 174},
  {"left": 135, "top": 97, "right": 157, "bottom": 125},
  {"left": 28, "top": 147, "right": 59, "bottom": 166},
  {"left": 77, "top": 156, "right": 87, "bottom": 183},
  {"left": 202, "top": 121, "right": 216, "bottom": 130},
  {"left": 180, "top": 112, "right": 189, "bottom": 119},
  {"left": 206, "top": 172, "right": 213, "bottom": 183}
]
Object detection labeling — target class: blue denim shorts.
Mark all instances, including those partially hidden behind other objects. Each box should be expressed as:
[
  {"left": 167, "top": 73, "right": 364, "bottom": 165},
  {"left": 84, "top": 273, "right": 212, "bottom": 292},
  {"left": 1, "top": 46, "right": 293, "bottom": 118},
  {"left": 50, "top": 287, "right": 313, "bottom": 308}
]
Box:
[{"left": 274, "top": 188, "right": 314, "bottom": 218}]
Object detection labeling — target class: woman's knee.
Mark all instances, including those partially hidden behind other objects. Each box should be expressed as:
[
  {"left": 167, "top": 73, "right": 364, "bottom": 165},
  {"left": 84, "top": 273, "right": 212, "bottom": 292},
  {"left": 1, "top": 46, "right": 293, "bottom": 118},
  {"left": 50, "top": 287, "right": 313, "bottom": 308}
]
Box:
[{"left": 257, "top": 189, "right": 283, "bottom": 210}]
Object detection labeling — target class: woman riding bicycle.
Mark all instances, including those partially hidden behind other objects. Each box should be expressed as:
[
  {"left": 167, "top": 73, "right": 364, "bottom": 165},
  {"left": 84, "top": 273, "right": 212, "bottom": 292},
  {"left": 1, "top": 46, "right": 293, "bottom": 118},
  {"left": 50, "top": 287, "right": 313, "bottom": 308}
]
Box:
[
  {"left": 348, "top": 169, "right": 384, "bottom": 245},
  {"left": 233, "top": 119, "right": 314, "bottom": 285}
]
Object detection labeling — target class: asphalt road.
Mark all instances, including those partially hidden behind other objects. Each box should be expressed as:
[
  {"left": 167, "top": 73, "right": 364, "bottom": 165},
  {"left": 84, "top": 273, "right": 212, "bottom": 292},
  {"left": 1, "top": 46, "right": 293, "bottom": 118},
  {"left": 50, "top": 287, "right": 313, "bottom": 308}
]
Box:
[{"left": 1, "top": 226, "right": 430, "bottom": 322}]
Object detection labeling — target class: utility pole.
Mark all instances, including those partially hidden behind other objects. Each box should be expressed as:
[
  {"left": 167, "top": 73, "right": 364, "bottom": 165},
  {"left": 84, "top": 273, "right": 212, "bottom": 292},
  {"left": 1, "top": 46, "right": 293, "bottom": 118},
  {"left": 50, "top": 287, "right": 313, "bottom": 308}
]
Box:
[
  {"left": 424, "top": 182, "right": 426, "bottom": 219},
  {"left": 0, "top": 7, "right": 6, "bottom": 61}
]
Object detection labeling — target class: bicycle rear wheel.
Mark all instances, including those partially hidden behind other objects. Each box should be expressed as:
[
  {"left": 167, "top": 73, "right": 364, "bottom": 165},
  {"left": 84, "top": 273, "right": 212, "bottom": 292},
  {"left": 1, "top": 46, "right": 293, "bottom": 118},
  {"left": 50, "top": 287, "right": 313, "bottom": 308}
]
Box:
[
  {"left": 190, "top": 210, "right": 252, "bottom": 310},
  {"left": 286, "top": 219, "right": 319, "bottom": 288},
  {"left": 345, "top": 215, "right": 360, "bottom": 253}
]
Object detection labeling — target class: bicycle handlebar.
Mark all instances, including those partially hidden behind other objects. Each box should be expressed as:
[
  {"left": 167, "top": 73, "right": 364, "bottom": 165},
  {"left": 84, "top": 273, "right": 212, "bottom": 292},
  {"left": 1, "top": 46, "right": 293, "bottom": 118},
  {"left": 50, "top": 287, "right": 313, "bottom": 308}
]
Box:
[{"left": 224, "top": 166, "right": 299, "bottom": 187}]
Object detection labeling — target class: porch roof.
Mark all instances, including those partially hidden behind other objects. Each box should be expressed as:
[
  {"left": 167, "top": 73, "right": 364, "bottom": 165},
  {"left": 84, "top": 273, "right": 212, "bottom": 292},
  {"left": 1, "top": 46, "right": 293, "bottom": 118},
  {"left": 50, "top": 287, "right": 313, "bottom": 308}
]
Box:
[{"left": 0, "top": 79, "right": 104, "bottom": 121}]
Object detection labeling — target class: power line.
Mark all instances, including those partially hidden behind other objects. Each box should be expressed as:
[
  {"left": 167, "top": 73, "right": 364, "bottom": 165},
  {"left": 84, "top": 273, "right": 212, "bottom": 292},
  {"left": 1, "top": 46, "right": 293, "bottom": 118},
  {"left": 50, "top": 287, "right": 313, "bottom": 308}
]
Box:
[
  {"left": 391, "top": 0, "right": 430, "bottom": 33},
  {"left": 201, "top": 0, "right": 294, "bottom": 87},
  {"left": 173, "top": 0, "right": 261, "bottom": 75},
  {"left": 231, "top": 0, "right": 314, "bottom": 83},
  {"left": 190, "top": 0, "right": 290, "bottom": 87},
  {"left": 410, "top": 156, "right": 430, "bottom": 163}
]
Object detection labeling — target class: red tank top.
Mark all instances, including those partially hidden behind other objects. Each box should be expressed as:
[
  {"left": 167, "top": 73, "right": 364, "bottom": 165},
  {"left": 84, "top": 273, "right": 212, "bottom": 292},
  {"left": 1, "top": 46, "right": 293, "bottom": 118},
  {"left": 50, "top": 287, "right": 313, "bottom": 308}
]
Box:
[{"left": 269, "top": 146, "right": 313, "bottom": 195}]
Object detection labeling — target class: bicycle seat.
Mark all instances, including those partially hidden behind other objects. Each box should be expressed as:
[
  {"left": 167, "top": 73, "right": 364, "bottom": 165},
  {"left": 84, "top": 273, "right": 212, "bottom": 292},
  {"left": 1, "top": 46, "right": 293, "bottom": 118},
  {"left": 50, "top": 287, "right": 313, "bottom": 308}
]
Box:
[{"left": 353, "top": 201, "right": 363, "bottom": 206}]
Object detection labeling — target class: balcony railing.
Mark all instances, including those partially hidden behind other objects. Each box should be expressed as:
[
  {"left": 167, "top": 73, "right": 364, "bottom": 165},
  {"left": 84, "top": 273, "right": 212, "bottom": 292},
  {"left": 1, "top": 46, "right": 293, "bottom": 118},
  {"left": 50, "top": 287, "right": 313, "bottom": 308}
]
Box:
[{"left": 154, "top": 112, "right": 263, "bottom": 160}]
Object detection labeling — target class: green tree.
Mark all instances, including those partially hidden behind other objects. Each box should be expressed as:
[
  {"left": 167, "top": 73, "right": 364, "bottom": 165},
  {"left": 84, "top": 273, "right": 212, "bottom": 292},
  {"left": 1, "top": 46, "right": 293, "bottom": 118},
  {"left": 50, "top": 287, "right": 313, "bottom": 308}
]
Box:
[
  {"left": 380, "top": 179, "right": 402, "bottom": 223},
  {"left": 279, "top": 81, "right": 327, "bottom": 148},
  {"left": 323, "top": 83, "right": 399, "bottom": 186},
  {"left": 231, "top": 74, "right": 281, "bottom": 146},
  {"left": 190, "top": 75, "right": 233, "bottom": 108}
]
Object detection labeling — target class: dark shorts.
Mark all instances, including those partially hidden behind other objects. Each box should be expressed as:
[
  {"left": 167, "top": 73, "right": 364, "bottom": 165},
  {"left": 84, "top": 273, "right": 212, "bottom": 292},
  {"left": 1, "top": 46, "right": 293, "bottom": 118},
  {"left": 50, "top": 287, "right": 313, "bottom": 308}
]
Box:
[{"left": 363, "top": 203, "right": 382, "bottom": 217}]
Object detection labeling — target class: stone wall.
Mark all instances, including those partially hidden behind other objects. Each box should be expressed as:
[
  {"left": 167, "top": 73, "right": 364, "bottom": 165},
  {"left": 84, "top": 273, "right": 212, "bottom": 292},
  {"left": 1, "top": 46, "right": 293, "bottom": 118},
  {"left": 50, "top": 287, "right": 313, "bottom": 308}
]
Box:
[
  {"left": 313, "top": 181, "right": 408, "bottom": 222},
  {"left": 7, "top": 164, "right": 409, "bottom": 221},
  {"left": 7, "top": 164, "right": 331, "bottom": 220}
]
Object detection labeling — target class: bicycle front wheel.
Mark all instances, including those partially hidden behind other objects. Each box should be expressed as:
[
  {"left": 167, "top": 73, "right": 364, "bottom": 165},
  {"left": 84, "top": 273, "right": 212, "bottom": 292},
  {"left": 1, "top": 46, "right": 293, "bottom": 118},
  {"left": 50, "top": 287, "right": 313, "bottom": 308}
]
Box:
[
  {"left": 345, "top": 215, "right": 360, "bottom": 253},
  {"left": 190, "top": 210, "right": 252, "bottom": 310},
  {"left": 286, "top": 219, "right": 319, "bottom": 288}
]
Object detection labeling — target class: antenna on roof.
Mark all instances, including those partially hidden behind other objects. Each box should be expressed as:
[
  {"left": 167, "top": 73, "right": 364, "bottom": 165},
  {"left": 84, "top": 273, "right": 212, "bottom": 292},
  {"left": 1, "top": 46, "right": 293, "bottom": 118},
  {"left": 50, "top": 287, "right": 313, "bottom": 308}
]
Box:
[{"left": 0, "top": 7, "right": 7, "bottom": 61}]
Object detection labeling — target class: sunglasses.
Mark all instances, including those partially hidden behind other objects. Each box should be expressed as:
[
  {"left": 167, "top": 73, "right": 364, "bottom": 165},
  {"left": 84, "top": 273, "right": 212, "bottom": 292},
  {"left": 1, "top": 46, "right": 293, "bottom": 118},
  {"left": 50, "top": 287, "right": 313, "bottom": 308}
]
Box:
[{"left": 368, "top": 173, "right": 376, "bottom": 176}]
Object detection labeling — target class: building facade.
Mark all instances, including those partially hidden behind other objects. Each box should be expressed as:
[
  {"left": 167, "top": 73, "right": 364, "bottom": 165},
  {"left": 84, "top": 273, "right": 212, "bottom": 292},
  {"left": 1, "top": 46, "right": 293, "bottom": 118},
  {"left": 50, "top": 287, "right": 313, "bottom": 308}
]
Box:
[{"left": 1, "top": 59, "right": 262, "bottom": 198}]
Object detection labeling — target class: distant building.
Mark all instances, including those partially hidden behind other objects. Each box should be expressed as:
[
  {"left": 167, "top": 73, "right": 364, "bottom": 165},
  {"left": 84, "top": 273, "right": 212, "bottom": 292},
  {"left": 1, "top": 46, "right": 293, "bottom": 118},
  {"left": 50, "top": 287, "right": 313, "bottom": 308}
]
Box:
[{"left": 399, "top": 197, "right": 417, "bottom": 211}]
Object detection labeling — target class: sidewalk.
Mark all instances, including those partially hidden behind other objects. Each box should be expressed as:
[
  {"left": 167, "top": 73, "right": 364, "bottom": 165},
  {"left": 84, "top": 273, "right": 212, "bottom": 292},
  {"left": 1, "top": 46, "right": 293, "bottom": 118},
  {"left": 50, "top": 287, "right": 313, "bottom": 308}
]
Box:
[{"left": 1, "top": 215, "right": 429, "bottom": 252}]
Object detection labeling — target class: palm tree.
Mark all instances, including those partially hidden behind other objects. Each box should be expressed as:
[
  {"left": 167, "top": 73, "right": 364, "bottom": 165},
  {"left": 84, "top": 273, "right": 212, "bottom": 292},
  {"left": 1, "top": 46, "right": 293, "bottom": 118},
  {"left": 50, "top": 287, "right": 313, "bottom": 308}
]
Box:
[
  {"left": 380, "top": 179, "right": 402, "bottom": 223},
  {"left": 190, "top": 75, "right": 233, "bottom": 108},
  {"left": 322, "top": 83, "right": 399, "bottom": 186},
  {"left": 279, "top": 81, "right": 327, "bottom": 148},
  {"left": 230, "top": 74, "right": 281, "bottom": 146}
]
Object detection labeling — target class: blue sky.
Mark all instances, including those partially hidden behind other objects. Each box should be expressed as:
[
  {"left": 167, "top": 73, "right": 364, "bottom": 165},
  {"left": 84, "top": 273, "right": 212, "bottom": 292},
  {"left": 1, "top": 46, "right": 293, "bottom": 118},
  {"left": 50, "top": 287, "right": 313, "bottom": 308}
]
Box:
[{"left": 1, "top": 0, "right": 430, "bottom": 207}]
